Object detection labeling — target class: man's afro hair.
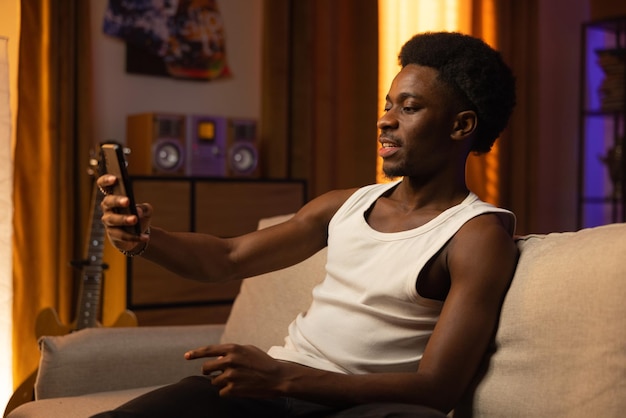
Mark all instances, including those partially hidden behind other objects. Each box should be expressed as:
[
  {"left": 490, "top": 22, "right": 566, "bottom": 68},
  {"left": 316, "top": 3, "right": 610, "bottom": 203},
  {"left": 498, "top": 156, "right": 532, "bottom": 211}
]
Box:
[{"left": 399, "top": 32, "right": 516, "bottom": 153}]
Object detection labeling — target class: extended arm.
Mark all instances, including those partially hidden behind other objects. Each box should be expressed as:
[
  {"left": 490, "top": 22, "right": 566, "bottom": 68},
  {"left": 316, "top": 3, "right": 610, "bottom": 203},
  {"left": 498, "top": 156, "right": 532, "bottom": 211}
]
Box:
[{"left": 98, "top": 174, "right": 354, "bottom": 283}]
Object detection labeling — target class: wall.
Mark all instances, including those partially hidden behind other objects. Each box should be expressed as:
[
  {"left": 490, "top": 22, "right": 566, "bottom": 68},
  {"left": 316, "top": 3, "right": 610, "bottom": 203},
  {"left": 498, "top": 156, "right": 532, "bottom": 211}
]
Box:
[{"left": 90, "top": 0, "right": 263, "bottom": 145}]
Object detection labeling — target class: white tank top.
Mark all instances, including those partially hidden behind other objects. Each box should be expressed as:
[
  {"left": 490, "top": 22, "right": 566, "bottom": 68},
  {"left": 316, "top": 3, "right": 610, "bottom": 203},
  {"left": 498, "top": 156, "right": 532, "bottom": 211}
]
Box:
[{"left": 268, "top": 181, "right": 515, "bottom": 374}]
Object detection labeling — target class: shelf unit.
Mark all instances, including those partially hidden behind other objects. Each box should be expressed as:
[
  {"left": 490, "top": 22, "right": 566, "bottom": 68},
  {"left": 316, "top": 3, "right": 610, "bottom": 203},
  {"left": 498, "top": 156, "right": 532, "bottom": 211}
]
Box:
[
  {"left": 577, "top": 16, "right": 626, "bottom": 228},
  {"left": 125, "top": 176, "right": 307, "bottom": 326}
]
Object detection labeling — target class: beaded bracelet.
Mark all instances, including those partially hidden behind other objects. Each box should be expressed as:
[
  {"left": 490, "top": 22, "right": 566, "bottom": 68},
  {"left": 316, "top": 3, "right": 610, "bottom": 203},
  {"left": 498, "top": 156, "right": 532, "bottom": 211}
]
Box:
[{"left": 120, "top": 227, "right": 151, "bottom": 257}]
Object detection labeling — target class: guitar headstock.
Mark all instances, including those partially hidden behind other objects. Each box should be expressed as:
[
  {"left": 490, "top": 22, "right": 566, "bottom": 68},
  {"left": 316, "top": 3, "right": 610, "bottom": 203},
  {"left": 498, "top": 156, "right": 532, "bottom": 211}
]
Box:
[{"left": 88, "top": 141, "right": 130, "bottom": 180}]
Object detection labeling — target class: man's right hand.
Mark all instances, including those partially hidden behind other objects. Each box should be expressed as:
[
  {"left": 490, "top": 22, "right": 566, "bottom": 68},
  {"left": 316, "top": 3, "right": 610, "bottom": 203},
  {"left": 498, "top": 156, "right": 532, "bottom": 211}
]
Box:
[{"left": 98, "top": 174, "right": 152, "bottom": 253}]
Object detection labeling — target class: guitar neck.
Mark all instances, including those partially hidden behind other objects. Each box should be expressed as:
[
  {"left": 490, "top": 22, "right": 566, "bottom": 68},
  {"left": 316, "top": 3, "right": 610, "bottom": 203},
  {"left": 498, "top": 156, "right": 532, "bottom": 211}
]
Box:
[{"left": 74, "top": 184, "right": 106, "bottom": 330}]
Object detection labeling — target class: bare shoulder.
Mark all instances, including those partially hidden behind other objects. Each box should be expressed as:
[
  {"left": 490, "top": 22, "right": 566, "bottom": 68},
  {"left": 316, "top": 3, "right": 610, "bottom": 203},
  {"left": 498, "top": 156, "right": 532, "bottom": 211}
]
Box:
[
  {"left": 253, "top": 187, "right": 359, "bottom": 252},
  {"left": 453, "top": 212, "right": 515, "bottom": 244},
  {"left": 446, "top": 213, "right": 518, "bottom": 288},
  {"left": 291, "top": 187, "right": 359, "bottom": 227}
]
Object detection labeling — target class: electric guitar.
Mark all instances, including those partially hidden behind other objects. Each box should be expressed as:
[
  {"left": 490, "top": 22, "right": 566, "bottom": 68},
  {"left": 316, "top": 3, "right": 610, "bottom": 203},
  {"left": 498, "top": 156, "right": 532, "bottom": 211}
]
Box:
[{"left": 4, "top": 155, "right": 137, "bottom": 417}]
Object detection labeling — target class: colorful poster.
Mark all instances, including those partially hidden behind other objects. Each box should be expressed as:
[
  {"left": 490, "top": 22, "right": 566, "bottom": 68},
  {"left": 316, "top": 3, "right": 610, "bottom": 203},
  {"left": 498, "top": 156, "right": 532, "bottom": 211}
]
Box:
[{"left": 103, "top": 0, "right": 231, "bottom": 81}]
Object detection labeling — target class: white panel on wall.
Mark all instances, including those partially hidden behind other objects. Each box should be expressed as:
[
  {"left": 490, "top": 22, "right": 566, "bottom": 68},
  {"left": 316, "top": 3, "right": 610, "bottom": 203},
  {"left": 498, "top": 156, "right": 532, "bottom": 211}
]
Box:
[{"left": 0, "top": 35, "right": 14, "bottom": 411}]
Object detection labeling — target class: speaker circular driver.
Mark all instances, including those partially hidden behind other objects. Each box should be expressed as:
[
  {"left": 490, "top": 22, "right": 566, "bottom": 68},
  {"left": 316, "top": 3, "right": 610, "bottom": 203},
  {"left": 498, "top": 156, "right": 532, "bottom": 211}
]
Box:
[
  {"left": 152, "top": 140, "right": 184, "bottom": 172},
  {"left": 229, "top": 143, "right": 258, "bottom": 175}
]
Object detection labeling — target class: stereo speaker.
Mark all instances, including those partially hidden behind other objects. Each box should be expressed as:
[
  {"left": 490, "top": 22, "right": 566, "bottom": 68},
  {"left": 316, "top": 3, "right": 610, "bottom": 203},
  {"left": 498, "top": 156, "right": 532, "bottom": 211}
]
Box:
[
  {"left": 226, "top": 118, "right": 260, "bottom": 177},
  {"left": 185, "top": 115, "right": 228, "bottom": 177},
  {"left": 186, "top": 115, "right": 259, "bottom": 178},
  {"left": 125, "top": 113, "right": 186, "bottom": 176}
]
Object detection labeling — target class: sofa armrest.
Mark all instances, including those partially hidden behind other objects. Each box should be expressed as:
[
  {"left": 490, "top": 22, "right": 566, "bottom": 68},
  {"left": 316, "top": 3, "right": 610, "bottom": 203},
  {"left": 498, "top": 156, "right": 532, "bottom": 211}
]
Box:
[{"left": 35, "top": 324, "right": 224, "bottom": 399}]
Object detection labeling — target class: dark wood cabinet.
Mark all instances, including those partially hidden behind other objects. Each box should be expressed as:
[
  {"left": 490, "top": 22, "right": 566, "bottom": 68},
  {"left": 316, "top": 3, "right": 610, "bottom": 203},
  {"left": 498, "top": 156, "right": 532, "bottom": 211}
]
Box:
[{"left": 126, "top": 176, "right": 306, "bottom": 326}]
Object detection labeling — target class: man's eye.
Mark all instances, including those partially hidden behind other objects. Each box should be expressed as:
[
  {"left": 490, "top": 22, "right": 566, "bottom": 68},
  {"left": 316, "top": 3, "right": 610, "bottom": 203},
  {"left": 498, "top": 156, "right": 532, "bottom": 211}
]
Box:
[{"left": 403, "top": 106, "right": 417, "bottom": 112}]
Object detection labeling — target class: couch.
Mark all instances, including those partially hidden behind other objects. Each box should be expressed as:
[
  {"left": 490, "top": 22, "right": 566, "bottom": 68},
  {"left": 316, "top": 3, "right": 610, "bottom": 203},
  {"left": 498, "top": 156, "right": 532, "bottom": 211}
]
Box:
[{"left": 6, "top": 215, "right": 626, "bottom": 417}]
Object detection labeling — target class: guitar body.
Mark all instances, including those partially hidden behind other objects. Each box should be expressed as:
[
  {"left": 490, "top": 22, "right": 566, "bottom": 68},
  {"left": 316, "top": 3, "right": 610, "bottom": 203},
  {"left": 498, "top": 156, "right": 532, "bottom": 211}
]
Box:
[
  {"left": 34, "top": 307, "right": 72, "bottom": 338},
  {"left": 35, "top": 306, "right": 138, "bottom": 336},
  {"left": 110, "top": 309, "right": 139, "bottom": 328},
  {"left": 35, "top": 306, "right": 139, "bottom": 337}
]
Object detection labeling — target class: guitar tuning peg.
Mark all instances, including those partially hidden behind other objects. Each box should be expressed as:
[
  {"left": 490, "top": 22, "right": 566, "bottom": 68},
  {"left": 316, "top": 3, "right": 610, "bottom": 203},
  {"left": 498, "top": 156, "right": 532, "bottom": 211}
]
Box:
[{"left": 86, "top": 157, "right": 100, "bottom": 176}]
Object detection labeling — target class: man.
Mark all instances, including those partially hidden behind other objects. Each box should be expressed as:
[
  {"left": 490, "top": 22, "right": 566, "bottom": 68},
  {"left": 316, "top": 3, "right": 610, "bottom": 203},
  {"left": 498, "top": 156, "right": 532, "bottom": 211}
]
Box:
[{"left": 95, "top": 31, "right": 517, "bottom": 417}]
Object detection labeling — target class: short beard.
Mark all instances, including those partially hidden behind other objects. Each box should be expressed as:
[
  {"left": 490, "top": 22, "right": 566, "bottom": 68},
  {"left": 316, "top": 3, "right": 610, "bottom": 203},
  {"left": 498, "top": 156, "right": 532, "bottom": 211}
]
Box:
[{"left": 382, "top": 166, "right": 404, "bottom": 181}]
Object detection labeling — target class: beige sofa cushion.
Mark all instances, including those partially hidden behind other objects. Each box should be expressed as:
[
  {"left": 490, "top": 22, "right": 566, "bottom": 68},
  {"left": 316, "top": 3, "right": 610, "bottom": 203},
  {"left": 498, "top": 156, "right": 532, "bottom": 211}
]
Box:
[
  {"left": 220, "top": 214, "right": 328, "bottom": 352},
  {"left": 455, "top": 223, "right": 626, "bottom": 417},
  {"left": 34, "top": 324, "right": 224, "bottom": 399}
]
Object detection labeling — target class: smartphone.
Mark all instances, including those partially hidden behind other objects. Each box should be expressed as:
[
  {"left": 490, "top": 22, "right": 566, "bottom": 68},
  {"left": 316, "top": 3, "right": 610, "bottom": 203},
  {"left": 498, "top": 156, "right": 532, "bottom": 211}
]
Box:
[{"left": 100, "top": 142, "right": 142, "bottom": 236}]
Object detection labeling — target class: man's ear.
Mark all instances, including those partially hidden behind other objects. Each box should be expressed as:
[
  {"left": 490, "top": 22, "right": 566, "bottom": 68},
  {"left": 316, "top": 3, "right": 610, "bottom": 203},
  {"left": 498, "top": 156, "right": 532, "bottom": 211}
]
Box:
[{"left": 451, "top": 110, "right": 477, "bottom": 140}]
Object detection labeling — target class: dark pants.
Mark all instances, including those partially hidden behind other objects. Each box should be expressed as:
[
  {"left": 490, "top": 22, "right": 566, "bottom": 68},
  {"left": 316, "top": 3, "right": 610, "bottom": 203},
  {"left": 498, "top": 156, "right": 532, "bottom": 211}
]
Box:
[{"left": 91, "top": 376, "right": 447, "bottom": 418}]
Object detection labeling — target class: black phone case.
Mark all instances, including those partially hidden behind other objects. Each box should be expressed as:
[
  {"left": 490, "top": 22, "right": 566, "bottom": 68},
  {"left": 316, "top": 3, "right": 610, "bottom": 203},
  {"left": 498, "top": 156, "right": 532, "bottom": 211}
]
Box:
[{"left": 100, "top": 143, "right": 142, "bottom": 236}]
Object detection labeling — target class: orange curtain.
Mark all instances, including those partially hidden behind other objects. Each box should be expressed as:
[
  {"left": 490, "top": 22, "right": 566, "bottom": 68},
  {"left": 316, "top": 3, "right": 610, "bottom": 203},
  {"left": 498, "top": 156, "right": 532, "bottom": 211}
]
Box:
[
  {"left": 12, "top": 0, "right": 93, "bottom": 391},
  {"left": 464, "top": 0, "right": 500, "bottom": 205},
  {"left": 494, "top": 1, "right": 540, "bottom": 235},
  {"left": 261, "top": 0, "right": 379, "bottom": 199}
]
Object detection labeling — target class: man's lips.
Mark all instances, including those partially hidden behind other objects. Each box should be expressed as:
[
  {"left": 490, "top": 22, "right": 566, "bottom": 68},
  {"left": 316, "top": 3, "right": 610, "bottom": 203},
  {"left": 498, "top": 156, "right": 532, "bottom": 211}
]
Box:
[{"left": 378, "top": 137, "right": 400, "bottom": 158}]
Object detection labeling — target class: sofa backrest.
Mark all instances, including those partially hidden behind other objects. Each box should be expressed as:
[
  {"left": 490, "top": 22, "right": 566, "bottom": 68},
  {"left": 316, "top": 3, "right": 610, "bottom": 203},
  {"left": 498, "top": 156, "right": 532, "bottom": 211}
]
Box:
[
  {"left": 224, "top": 216, "right": 626, "bottom": 418},
  {"left": 455, "top": 223, "right": 626, "bottom": 417}
]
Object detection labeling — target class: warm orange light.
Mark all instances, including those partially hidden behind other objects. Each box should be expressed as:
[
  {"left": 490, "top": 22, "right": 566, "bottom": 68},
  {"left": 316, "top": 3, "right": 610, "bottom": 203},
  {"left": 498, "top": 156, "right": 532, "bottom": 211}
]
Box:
[
  {"left": 377, "top": 0, "right": 465, "bottom": 183},
  {"left": 479, "top": 0, "right": 500, "bottom": 205},
  {"left": 377, "top": 0, "right": 500, "bottom": 205}
]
